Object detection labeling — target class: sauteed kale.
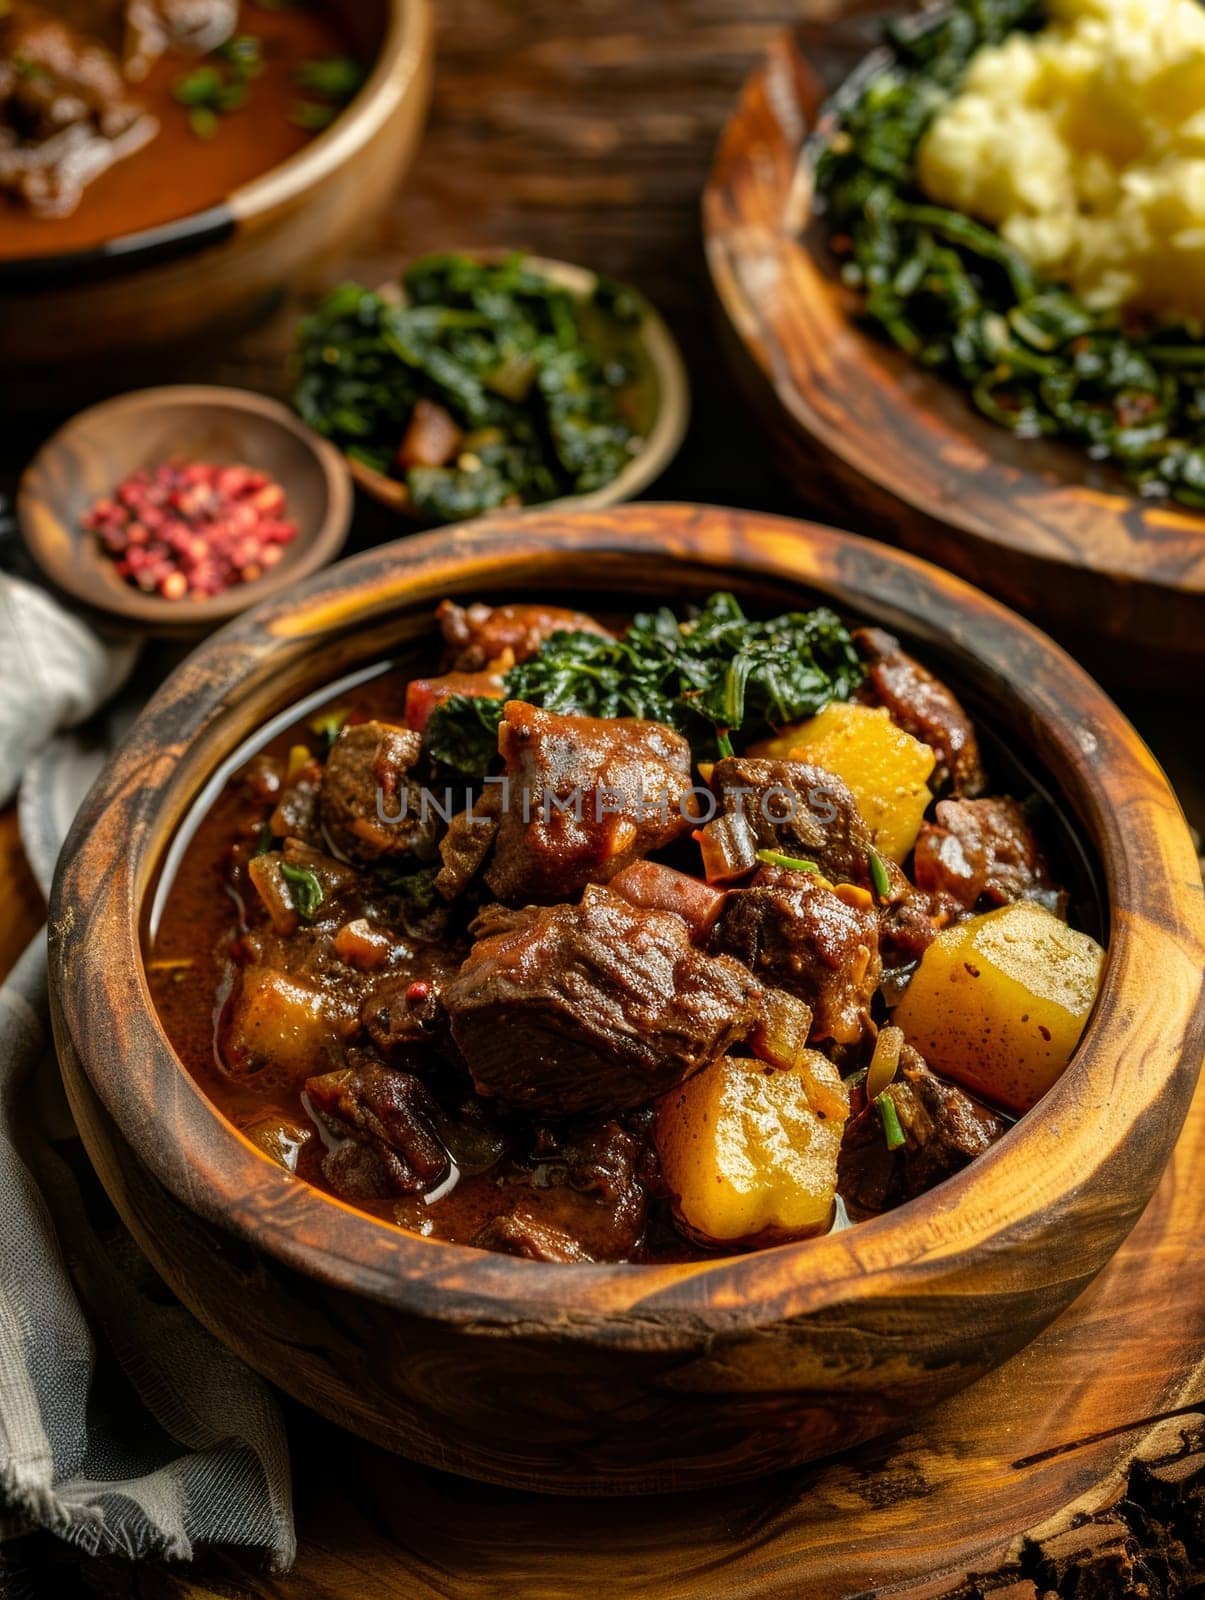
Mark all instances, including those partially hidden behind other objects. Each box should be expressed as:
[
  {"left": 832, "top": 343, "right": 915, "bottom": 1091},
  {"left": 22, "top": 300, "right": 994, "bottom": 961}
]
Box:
[
  {"left": 815, "top": 0, "right": 1205, "bottom": 507},
  {"left": 293, "top": 253, "right": 645, "bottom": 520},
  {"left": 150, "top": 596, "right": 1105, "bottom": 1264}
]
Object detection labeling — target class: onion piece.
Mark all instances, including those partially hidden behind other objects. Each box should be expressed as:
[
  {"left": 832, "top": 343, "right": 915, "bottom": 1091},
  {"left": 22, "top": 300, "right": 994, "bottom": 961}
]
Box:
[{"left": 866, "top": 1025, "right": 904, "bottom": 1102}]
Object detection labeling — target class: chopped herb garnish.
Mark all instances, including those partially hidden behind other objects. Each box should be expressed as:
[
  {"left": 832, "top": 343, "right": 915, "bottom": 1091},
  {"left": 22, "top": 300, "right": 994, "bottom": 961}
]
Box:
[
  {"left": 252, "top": 822, "right": 275, "bottom": 858},
  {"left": 756, "top": 849, "right": 821, "bottom": 874},
  {"left": 280, "top": 862, "right": 324, "bottom": 920},
  {"left": 423, "top": 591, "right": 864, "bottom": 779},
  {"left": 189, "top": 106, "right": 219, "bottom": 139},
  {"left": 875, "top": 1091, "right": 907, "bottom": 1152},
  {"left": 294, "top": 55, "right": 365, "bottom": 100},
  {"left": 289, "top": 100, "right": 337, "bottom": 131},
  {"left": 868, "top": 849, "right": 891, "bottom": 900},
  {"left": 310, "top": 706, "right": 350, "bottom": 751},
  {"left": 815, "top": 0, "right": 1205, "bottom": 509}
]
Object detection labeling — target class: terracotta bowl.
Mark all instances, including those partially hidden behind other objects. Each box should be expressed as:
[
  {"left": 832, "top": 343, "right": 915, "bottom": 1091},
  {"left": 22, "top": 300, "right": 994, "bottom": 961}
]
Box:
[
  {"left": 344, "top": 255, "right": 690, "bottom": 519},
  {"left": 0, "top": 0, "right": 433, "bottom": 404},
  {"left": 702, "top": 11, "right": 1205, "bottom": 684},
  {"left": 47, "top": 504, "right": 1205, "bottom": 1494},
  {"left": 18, "top": 386, "right": 353, "bottom": 633}
]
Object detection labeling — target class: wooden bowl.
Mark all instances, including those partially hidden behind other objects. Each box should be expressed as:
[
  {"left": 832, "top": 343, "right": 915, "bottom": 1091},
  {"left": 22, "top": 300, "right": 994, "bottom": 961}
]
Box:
[
  {"left": 345, "top": 255, "right": 690, "bottom": 519},
  {"left": 702, "top": 11, "right": 1205, "bottom": 684},
  {"left": 47, "top": 504, "right": 1205, "bottom": 1494},
  {"left": 0, "top": 0, "right": 433, "bottom": 404},
  {"left": 18, "top": 386, "right": 353, "bottom": 633}
]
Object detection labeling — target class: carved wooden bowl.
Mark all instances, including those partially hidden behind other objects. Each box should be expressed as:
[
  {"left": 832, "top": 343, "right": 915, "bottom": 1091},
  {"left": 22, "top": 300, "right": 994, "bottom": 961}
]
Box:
[
  {"left": 702, "top": 9, "right": 1205, "bottom": 683},
  {"left": 47, "top": 504, "right": 1205, "bottom": 1494}
]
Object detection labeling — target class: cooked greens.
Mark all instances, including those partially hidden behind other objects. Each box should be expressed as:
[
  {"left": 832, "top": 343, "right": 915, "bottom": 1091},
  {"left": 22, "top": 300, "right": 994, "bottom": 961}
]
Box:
[
  {"left": 293, "top": 253, "right": 645, "bottom": 520},
  {"left": 424, "top": 592, "right": 865, "bottom": 778},
  {"left": 815, "top": 0, "right": 1205, "bottom": 507}
]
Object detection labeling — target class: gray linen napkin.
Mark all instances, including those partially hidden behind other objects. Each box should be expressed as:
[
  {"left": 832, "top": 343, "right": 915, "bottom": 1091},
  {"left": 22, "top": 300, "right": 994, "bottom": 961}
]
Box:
[{"left": 0, "top": 574, "right": 296, "bottom": 1569}]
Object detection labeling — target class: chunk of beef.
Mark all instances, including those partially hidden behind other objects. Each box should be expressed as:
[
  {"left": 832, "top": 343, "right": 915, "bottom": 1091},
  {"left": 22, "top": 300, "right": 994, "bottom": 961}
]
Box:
[
  {"left": 0, "top": 3, "right": 156, "bottom": 217},
  {"left": 435, "top": 786, "right": 501, "bottom": 901},
  {"left": 320, "top": 721, "right": 438, "bottom": 865},
  {"left": 484, "top": 701, "right": 699, "bottom": 903},
  {"left": 698, "top": 757, "right": 874, "bottom": 888},
  {"left": 838, "top": 1045, "right": 1006, "bottom": 1217},
  {"left": 360, "top": 969, "right": 446, "bottom": 1061},
  {"left": 443, "top": 886, "right": 766, "bottom": 1115},
  {"left": 437, "top": 599, "right": 611, "bottom": 670},
  {"left": 913, "top": 797, "right": 1056, "bottom": 911},
  {"left": 472, "top": 1119, "right": 650, "bottom": 1261},
  {"left": 854, "top": 627, "right": 985, "bottom": 797},
  {"left": 608, "top": 859, "right": 726, "bottom": 943},
  {"left": 304, "top": 1060, "right": 449, "bottom": 1201},
  {"left": 712, "top": 868, "right": 881, "bottom": 1045},
  {"left": 269, "top": 756, "right": 324, "bottom": 847}
]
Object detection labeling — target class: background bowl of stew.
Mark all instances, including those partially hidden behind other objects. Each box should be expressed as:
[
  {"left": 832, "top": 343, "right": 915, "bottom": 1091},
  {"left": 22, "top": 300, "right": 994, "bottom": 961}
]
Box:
[
  {"left": 47, "top": 504, "right": 1205, "bottom": 1494},
  {"left": 0, "top": 0, "right": 433, "bottom": 404}
]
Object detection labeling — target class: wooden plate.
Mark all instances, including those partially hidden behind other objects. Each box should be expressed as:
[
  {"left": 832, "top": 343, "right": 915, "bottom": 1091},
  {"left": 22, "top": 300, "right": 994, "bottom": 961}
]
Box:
[{"left": 702, "top": 7, "right": 1205, "bottom": 683}]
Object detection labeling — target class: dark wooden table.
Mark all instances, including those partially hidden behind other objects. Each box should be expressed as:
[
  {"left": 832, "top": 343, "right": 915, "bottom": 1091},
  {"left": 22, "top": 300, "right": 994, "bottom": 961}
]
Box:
[{"left": 2, "top": 2, "right": 1203, "bottom": 1596}]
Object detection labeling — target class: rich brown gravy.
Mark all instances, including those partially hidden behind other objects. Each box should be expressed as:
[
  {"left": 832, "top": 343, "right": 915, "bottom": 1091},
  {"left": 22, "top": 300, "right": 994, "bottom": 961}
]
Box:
[{"left": 0, "top": 3, "right": 357, "bottom": 260}]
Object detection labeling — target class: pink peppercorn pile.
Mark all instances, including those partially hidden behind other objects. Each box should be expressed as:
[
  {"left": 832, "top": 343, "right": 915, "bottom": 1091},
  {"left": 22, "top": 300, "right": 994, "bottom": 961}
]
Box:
[{"left": 84, "top": 460, "right": 299, "bottom": 601}]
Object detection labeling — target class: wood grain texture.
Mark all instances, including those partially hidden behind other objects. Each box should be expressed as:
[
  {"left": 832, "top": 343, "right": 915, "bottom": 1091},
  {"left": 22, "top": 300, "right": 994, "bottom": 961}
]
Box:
[
  {"left": 47, "top": 505, "right": 1205, "bottom": 1502},
  {"left": 703, "top": 6, "right": 1205, "bottom": 682},
  {"left": 0, "top": 0, "right": 434, "bottom": 393},
  {"left": 18, "top": 386, "right": 352, "bottom": 633}
]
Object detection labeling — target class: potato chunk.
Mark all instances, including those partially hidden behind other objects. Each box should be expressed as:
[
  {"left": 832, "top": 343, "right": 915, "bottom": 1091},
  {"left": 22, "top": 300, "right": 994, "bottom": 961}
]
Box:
[
  {"left": 224, "top": 968, "right": 344, "bottom": 1079},
  {"left": 893, "top": 901, "right": 1105, "bottom": 1113},
  {"left": 655, "top": 1052, "right": 849, "bottom": 1248},
  {"left": 751, "top": 702, "right": 935, "bottom": 864}
]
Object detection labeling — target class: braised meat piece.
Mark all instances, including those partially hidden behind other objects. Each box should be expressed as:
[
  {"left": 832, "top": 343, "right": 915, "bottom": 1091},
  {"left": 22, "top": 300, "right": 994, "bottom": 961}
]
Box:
[
  {"left": 360, "top": 969, "right": 446, "bottom": 1061},
  {"left": 269, "top": 755, "right": 324, "bottom": 847},
  {"left": 437, "top": 600, "right": 610, "bottom": 671},
  {"left": 712, "top": 867, "right": 881, "bottom": 1045},
  {"left": 320, "top": 721, "right": 438, "bottom": 865},
  {"left": 913, "top": 797, "right": 1056, "bottom": 911},
  {"left": 443, "top": 887, "right": 765, "bottom": 1115},
  {"left": 305, "top": 1059, "right": 449, "bottom": 1201},
  {"left": 697, "top": 757, "right": 874, "bottom": 888},
  {"left": 484, "top": 701, "right": 699, "bottom": 903},
  {"left": 435, "top": 786, "right": 501, "bottom": 901},
  {"left": 473, "top": 1119, "right": 650, "bottom": 1262},
  {"left": 0, "top": 3, "right": 156, "bottom": 217},
  {"left": 854, "top": 627, "right": 985, "bottom": 797},
  {"left": 247, "top": 841, "right": 359, "bottom": 936},
  {"left": 838, "top": 1045, "right": 1006, "bottom": 1217}
]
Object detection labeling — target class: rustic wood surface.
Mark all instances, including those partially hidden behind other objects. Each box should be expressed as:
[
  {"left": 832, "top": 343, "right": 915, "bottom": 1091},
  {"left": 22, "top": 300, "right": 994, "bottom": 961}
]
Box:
[
  {"left": 702, "top": 6, "right": 1205, "bottom": 683},
  {"left": 1, "top": 0, "right": 1203, "bottom": 1595}
]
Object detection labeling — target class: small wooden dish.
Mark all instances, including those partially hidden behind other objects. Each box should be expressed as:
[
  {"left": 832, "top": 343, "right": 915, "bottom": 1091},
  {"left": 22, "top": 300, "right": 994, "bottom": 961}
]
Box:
[
  {"left": 47, "top": 504, "right": 1205, "bottom": 1494},
  {"left": 19, "top": 386, "right": 354, "bottom": 633},
  {"left": 703, "top": 11, "right": 1205, "bottom": 683},
  {"left": 345, "top": 254, "right": 690, "bottom": 518}
]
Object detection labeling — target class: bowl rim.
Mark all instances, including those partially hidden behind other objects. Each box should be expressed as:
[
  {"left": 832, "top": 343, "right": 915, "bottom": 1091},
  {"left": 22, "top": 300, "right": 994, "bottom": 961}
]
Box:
[
  {"left": 47, "top": 504, "right": 1205, "bottom": 1341},
  {"left": 17, "top": 383, "right": 354, "bottom": 630},
  {"left": 0, "top": 0, "right": 431, "bottom": 290},
  {"left": 343, "top": 251, "right": 691, "bottom": 518}
]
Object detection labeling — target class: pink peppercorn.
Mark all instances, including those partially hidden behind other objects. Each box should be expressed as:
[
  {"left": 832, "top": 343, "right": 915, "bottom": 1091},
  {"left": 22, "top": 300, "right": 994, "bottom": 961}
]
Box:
[{"left": 85, "top": 459, "right": 298, "bottom": 602}]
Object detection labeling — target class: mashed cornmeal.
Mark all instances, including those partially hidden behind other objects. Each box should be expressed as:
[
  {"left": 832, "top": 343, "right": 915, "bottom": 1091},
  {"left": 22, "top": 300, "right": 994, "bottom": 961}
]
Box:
[{"left": 917, "top": 0, "right": 1205, "bottom": 321}]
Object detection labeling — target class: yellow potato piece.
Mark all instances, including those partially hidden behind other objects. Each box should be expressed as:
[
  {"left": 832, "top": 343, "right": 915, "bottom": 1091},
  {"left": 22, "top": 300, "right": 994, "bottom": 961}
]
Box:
[
  {"left": 893, "top": 901, "right": 1105, "bottom": 1113},
  {"left": 655, "top": 1052, "right": 849, "bottom": 1247},
  {"left": 752, "top": 702, "right": 935, "bottom": 864}
]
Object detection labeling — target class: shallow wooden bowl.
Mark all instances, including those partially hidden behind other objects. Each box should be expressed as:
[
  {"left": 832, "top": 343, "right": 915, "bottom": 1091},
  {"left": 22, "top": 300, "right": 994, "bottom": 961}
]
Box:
[
  {"left": 47, "top": 503, "right": 1205, "bottom": 1494},
  {"left": 18, "top": 386, "right": 353, "bottom": 633},
  {"left": 0, "top": 0, "right": 433, "bottom": 404},
  {"left": 345, "top": 254, "right": 690, "bottom": 519},
  {"left": 703, "top": 8, "right": 1205, "bottom": 683}
]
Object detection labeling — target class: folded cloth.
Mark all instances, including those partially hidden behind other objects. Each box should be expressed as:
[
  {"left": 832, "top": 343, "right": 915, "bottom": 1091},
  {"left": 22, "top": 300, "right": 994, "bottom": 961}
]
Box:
[
  {"left": 0, "top": 578, "right": 296, "bottom": 1570},
  {"left": 0, "top": 572, "right": 141, "bottom": 809}
]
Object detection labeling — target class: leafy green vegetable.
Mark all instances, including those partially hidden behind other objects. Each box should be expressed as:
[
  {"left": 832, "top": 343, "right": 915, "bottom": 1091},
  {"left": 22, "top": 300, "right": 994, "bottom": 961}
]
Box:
[
  {"left": 293, "top": 253, "right": 643, "bottom": 519},
  {"left": 815, "top": 0, "right": 1205, "bottom": 508},
  {"left": 295, "top": 55, "right": 365, "bottom": 99},
  {"left": 280, "top": 862, "right": 324, "bottom": 921},
  {"left": 424, "top": 592, "right": 864, "bottom": 778}
]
